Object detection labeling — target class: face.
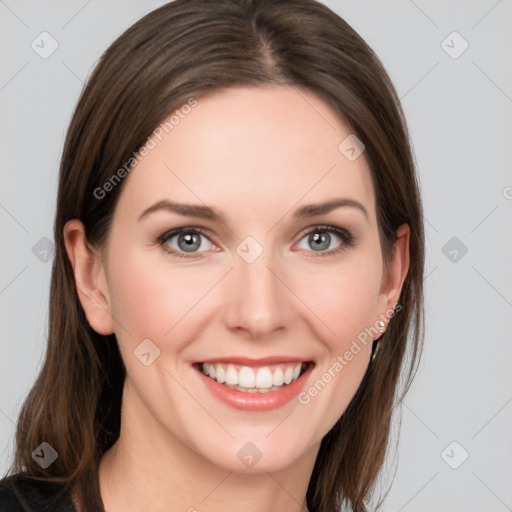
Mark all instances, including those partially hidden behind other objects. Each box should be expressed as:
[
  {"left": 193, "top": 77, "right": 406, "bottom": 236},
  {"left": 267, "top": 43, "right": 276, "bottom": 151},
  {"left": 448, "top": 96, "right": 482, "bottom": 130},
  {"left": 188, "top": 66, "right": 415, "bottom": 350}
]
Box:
[{"left": 74, "top": 85, "right": 407, "bottom": 474}]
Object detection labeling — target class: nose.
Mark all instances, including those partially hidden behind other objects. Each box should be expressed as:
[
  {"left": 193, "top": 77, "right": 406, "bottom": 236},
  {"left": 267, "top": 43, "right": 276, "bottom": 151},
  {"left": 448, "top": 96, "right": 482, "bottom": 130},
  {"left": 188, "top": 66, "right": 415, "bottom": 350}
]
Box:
[{"left": 222, "top": 244, "right": 292, "bottom": 339}]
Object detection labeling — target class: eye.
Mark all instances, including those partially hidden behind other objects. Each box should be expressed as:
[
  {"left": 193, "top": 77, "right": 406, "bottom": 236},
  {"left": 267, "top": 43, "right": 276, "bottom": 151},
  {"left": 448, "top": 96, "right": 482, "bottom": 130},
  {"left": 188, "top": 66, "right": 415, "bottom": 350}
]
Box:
[
  {"left": 158, "top": 227, "right": 216, "bottom": 258},
  {"left": 296, "top": 225, "right": 354, "bottom": 255}
]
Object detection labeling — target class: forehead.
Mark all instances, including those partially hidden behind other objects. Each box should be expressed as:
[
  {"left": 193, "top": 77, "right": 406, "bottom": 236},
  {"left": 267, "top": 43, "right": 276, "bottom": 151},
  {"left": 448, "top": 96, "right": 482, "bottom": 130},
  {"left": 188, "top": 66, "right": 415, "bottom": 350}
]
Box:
[{"left": 116, "top": 85, "right": 376, "bottom": 224}]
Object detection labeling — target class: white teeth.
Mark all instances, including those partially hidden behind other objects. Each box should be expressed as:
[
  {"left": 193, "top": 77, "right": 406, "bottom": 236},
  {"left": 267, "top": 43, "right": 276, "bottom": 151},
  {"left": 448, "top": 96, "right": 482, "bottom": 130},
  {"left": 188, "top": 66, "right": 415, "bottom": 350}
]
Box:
[
  {"left": 272, "top": 367, "right": 284, "bottom": 386},
  {"left": 228, "top": 384, "right": 284, "bottom": 394},
  {"left": 238, "top": 367, "right": 256, "bottom": 388},
  {"left": 255, "top": 367, "right": 273, "bottom": 388},
  {"left": 225, "top": 364, "right": 238, "bottom": 385},
  {"left": 200, "top": 361, "right": 307, "bottom": 390},
  {"left": 216, "top": 365, "right": 226, "bottom": 384}
]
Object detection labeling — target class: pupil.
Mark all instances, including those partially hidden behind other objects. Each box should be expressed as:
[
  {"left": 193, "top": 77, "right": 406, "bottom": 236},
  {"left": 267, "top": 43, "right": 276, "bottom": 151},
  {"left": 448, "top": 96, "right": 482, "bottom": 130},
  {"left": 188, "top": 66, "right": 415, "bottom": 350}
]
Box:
[
  {"left": 179, "top": 232, "right": 200, "bottom": 252},
  {"left": 310, "top": 232, "right": 329, "bottom": 251}
]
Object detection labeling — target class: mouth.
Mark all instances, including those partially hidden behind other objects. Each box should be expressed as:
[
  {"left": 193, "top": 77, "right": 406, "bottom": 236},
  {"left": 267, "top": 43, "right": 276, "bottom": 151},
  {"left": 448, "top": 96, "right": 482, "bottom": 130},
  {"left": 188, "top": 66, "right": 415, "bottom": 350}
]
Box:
[{"left": 192, "top": 358, "right": 315, "bottom": 411}]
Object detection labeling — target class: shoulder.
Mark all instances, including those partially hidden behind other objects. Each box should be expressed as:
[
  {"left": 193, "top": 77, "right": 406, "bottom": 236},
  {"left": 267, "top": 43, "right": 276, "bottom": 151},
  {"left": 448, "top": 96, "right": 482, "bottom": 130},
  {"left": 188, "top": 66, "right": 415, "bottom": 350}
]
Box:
[{"left": 0, "top": 474, "right": 76, "bottom": 512}]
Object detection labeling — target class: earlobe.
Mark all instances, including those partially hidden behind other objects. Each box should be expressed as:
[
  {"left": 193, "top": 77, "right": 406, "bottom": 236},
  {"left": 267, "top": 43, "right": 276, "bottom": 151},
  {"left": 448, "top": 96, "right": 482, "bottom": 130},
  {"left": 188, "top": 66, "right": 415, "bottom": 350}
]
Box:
[
  {"left": 378, "top": 223, "right": 410, "bottom": 317},
  {"left": 63, "top": 219, "right": 115, "bottom": 335}
]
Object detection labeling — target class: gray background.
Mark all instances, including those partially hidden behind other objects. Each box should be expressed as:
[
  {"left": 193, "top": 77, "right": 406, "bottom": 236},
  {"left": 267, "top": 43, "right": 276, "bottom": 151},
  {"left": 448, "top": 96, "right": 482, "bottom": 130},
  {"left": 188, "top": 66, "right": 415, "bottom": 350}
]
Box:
[{"left": 1, "top": 1, "right": 511, "bottom": 511}]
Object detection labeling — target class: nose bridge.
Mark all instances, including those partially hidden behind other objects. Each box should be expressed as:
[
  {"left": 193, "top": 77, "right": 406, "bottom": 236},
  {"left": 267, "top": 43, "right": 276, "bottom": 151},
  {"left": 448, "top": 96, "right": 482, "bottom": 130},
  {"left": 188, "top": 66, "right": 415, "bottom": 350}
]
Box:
[{"left": 225, "top": 237, "right": 290, "bottom": 336}]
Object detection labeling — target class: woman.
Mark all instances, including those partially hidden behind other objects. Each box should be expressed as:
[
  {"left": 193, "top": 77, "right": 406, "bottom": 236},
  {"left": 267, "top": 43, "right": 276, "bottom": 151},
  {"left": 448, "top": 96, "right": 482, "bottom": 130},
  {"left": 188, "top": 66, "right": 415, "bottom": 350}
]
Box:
[{"left": 0, "top": 0, "right": 424, "bottom": 510}]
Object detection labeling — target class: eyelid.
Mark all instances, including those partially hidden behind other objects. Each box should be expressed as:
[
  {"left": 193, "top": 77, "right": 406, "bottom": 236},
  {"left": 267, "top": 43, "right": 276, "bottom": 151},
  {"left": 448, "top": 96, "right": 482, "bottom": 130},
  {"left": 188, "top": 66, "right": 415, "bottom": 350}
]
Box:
[
  {"left": 296, "top": 223, "right": 350, "bottom": 240},
  {"left": 157, "top": 225, "right": 212, "bottom": 244}
]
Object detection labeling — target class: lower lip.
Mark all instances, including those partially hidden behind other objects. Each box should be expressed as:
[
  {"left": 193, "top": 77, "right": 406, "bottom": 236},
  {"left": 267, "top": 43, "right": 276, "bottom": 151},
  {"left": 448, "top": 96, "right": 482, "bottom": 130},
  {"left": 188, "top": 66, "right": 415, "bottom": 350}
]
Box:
[{"left": 195, "top": 363, "right": 314, "bottom": 412}]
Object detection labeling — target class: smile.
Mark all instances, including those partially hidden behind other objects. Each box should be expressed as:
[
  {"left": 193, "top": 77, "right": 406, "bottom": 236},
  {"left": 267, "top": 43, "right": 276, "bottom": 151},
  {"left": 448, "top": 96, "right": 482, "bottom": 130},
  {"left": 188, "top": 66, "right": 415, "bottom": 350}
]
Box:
[
  {"left": 193, "top": 358, "right": 314, "bottom": 411},
  {"left": 200, "top": 361, "right": 305, "bottom": 392}
]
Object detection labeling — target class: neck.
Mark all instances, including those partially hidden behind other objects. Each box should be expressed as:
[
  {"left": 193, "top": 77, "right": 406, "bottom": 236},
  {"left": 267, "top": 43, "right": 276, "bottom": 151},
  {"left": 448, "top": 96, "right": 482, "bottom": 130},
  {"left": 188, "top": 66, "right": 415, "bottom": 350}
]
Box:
[{"left": 97, "top": 380, "right": 317, "bottom": 512}]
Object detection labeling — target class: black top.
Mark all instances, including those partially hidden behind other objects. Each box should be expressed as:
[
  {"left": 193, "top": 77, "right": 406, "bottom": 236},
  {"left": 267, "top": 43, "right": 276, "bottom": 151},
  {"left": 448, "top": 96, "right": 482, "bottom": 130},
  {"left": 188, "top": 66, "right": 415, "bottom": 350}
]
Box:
[{"left": 0, "top": 475, "right": 76, "bottom": 512}]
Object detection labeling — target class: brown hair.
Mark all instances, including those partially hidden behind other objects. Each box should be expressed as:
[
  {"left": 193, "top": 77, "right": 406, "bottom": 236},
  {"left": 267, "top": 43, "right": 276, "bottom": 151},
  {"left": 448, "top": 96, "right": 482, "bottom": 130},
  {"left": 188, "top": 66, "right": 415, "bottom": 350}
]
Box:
[{"left": 10, "top": 1, "right": 424, "bottom": 510}]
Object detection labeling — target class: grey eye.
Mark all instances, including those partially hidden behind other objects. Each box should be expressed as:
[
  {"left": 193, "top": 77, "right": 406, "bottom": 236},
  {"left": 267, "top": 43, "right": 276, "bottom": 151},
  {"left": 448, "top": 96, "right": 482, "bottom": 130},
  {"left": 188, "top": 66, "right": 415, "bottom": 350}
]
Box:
[
  {"left": 162, "top": 229, "right": 214, "bottom": 254},
  {"left": 297, "top": 229, "right": 344, "bottom": 253},
  {"left": 177, "top": 232, "right": 202, "bottom": 252},
  {"left": 307, "top": 232, "right": 331, "bottom": 251}
]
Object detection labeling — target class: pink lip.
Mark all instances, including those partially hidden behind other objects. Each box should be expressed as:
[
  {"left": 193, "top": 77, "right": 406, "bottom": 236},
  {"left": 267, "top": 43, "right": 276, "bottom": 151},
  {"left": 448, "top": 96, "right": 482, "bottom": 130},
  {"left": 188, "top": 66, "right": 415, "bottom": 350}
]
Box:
[
  {"left": 194, "top": 362, "right": 314, "bottom": 412},
  {"left": 195, "top": 356, "right": 309, "bottom": 367}
]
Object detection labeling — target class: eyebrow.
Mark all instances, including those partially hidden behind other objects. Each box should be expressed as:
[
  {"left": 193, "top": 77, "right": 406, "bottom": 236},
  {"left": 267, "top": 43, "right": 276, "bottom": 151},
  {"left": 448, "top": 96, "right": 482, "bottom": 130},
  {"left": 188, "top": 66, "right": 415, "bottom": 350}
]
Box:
[
  {"left": 295, "top": 198, "right": 368, "bottom": 221},
  {"left": 138, "top": 198, "right": 368, "bottom": 223},
  {"left": 138, "top": 200, "right": 227, "bottom": 223}
]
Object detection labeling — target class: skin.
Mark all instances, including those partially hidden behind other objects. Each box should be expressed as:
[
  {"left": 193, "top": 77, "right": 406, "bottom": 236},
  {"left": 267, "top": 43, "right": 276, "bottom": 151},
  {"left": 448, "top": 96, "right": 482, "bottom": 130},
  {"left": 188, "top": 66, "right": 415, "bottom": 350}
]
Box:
[{"left": 64, "top": 85, "right": 409, "bottom": 512}]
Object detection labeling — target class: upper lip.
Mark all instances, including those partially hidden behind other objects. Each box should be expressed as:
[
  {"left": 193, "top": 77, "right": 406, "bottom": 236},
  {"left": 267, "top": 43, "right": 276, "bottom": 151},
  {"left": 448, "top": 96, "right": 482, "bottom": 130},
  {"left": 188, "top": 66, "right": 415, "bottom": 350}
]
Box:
[{"left": 194, "top": 356, "right": 313, "bottom": 366}]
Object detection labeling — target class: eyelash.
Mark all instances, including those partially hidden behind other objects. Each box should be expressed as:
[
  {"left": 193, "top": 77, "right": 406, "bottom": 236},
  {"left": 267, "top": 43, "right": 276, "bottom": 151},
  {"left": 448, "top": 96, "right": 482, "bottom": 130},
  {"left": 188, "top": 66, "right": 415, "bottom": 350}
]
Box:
[{"left": 156, "top": 225, "right": 355, "bottom": 259}]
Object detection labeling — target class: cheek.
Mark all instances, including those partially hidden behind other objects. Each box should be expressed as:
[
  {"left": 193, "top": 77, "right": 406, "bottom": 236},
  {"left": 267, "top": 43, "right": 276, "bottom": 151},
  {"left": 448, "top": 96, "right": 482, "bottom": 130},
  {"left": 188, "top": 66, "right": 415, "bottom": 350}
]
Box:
[
  {"left": 107, "top": 250, "right": 176, "bottom": 336},
  {"left": 107, "top": 248, "right": 221, "bottom": 343},
  {"left": 292, "top": 255, "right": 383, "bottom": 428},
  {"left": 304, "top": 255, "right": 383, "bottom": 346}
]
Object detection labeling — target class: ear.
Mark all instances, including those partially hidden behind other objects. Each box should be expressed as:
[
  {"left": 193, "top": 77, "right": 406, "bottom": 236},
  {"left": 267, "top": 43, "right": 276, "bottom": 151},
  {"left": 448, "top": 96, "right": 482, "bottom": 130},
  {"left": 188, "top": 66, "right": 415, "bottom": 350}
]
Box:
[
  {"left": 63, "top": 219, "right": 115, "bottom": 335},
  {"left": 376, "top": 223, "right": 410, "bottom": 322}
]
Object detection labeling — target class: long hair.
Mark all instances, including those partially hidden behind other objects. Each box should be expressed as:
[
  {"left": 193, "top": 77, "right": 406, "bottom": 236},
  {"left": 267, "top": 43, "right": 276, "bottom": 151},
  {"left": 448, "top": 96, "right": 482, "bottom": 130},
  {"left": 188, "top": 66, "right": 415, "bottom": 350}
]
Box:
[{"left": 10, "top": 1, "right": 424, "bottom": 510}]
